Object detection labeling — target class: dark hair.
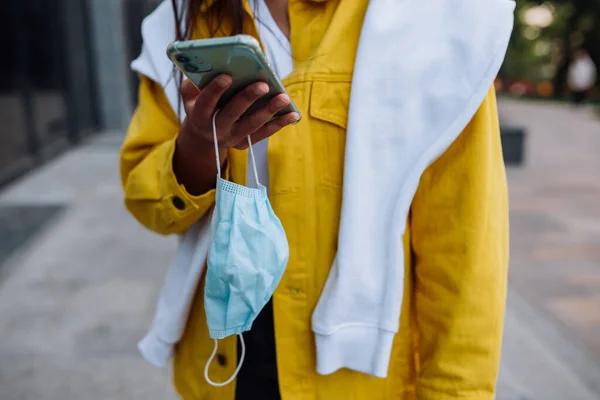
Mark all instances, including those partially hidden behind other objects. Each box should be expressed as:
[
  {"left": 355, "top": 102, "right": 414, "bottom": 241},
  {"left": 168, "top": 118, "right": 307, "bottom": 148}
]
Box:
[{"left": 172, "top": 0, "right": 247, "bottom": 40}]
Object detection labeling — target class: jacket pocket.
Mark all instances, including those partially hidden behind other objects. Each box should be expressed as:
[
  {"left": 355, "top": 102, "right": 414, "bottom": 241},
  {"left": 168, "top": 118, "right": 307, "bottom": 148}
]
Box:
[{"left": 309, "top": 79, "right": 351, "bottom": 189}]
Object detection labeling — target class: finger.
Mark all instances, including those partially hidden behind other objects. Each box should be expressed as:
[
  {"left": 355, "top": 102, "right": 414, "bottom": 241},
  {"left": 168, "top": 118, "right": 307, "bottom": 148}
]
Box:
[
  {"left": 180, "top": 80, "right": 200, "bottom": 117},
  {"left": 180, "top": 79, "right": 199, "bottom": 102},
  {"left": 233, "top": 112, "right": 300, "bottom": 150},
  {"left": 217, "top": 82, "right": 270, "bottom": 129},
  {"left": 180, "top": 83, "right": 201, "bottom": 117},
  {"left": 228, "top": 94, "right": 291, "bottom": 144},
  {"left": 191, "top": 74, "right": 232, "bottom": 122}
]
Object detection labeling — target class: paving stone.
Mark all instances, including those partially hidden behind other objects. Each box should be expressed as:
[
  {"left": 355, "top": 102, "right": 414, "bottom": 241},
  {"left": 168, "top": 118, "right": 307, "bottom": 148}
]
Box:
[{"left": 0, "top": 204, "right": 64, "bottom": 268}]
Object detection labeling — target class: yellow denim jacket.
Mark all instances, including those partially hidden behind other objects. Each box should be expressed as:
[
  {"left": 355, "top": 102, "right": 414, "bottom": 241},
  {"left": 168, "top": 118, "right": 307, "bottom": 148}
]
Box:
[{"left": 120, "top": 0, "right": 509, "bottom": 399}]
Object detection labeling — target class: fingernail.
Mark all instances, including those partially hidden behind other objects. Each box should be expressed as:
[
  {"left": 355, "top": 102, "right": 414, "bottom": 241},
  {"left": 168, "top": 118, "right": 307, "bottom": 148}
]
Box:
[
  {"left": 290, "top": 112, "right": 300, "bottom": 122},
  {"left": 275, "top": 95, "right": 290, "bottom": 108},
  {"left": 253, "top": 83, "right": 269, "bottom": 96},
  {"left": 216, "top": 76, "right": 230, "bottom": 88}
]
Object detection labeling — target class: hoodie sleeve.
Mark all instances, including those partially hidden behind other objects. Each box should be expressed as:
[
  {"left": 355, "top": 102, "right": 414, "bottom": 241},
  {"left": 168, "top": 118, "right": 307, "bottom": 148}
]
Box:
[{"left": 410, "top": 87, "right": 509, "bottom": 400}]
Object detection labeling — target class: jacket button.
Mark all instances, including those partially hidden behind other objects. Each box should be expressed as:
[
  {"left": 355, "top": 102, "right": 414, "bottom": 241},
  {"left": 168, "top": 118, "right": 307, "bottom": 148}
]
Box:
[
  {"left": 217, "top": 354, "right": 227, "bottom": 366},
  {"left": 172, "top": 196, "right": 185, "bottom": 210}
]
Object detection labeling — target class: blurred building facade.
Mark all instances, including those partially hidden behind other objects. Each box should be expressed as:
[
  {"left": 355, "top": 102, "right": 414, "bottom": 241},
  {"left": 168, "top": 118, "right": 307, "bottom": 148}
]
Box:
[{"left": 0, "top": 0, "right": 160, "bottom": 187}]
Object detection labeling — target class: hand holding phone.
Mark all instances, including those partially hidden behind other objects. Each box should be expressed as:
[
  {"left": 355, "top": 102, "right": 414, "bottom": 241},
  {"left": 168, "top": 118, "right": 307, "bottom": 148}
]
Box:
[
  {"left": 179, "top": 75, "right": 299, "bottom": 151},
  {"left": 169, "top": 35, "right": 301, "bottom": 151}
]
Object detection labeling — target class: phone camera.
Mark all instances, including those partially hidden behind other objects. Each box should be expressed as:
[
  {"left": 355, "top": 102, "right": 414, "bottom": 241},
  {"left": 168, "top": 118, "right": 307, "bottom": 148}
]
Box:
[
  {"left": 184, "top": 64, "right": 199, "bottom": 73},
  {"left": 176, "top": 55, "right": 190, "bottom": 63}
]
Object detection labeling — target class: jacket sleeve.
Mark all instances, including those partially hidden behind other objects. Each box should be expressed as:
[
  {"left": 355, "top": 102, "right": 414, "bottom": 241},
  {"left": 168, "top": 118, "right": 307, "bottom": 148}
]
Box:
[
  {"left": 410, "top": 87, "right": 509, "bottom": 399},
  {"left": 120, "top": 75, "right": 221, "bottom": 235}
]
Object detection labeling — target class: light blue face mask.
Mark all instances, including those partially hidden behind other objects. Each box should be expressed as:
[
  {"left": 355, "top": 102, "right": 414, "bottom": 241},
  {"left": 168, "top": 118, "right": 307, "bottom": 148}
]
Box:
[{"left": 203, "top": 111, "right": 289, "bottom": 387}]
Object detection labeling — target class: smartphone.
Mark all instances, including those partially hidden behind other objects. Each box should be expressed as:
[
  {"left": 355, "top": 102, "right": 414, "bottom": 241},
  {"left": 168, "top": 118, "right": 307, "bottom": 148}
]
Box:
[{"left": 167, "top": 35, "right": 301, "bottom": 121}]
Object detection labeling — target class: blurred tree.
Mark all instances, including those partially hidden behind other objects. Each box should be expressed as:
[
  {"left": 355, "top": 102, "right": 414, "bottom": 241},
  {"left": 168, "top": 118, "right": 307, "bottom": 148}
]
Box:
[
  {"left": 542, "top": 0, "right": 600, "bottom": 95},
  {"left": 503, "top": 0, "right": 600, "bottom": 98}
]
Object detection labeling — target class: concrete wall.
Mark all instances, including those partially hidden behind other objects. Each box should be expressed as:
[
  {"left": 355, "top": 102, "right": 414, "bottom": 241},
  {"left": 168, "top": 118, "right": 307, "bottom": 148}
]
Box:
[
  {"left": 61, "top": 0, "right": 99, "bottom": 140},
  {"left": 87, "top": 0, "right": 133, "bottom": 132}
]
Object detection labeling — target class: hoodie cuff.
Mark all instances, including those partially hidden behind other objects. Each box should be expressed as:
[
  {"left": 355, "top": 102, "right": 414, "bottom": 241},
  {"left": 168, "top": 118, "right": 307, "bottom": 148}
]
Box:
[
  {"left": 314, "top": 325, "right": 396, "bottom": 378},
  {"left": 137, "top": 329, "right": 174, "bottom": 368}
]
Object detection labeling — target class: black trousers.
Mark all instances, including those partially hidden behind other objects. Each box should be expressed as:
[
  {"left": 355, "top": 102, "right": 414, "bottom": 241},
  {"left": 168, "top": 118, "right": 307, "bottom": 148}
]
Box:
[{"left": 235, "top": 299, "right": 282, "bottom": 400}]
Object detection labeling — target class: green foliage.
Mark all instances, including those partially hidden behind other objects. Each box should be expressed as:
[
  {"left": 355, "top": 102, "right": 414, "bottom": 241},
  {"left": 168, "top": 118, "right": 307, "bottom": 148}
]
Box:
[{"left": 504, "top": 0, "right": 599, "bottom": 93}]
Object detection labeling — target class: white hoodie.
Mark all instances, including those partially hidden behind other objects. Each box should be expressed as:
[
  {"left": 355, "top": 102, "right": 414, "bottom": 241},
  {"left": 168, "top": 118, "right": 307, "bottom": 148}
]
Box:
[{"left": 132, "top": 0, "right": 515, "bottom": 378}]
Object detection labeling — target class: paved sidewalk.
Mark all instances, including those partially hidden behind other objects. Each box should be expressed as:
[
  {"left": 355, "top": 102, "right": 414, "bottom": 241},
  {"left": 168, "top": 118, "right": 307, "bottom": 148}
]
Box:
[
  {"left": 499, "top": 99, "right": 600, "bottom": 397},
  {"left": 0, "top": 102, "right": 599, "bottom": 399},
  {"left": 0, "top": 137, "right": 179, "bottom": 400},
  {"left": 499, "top": 100, "right": 600, "bottom": 366}
]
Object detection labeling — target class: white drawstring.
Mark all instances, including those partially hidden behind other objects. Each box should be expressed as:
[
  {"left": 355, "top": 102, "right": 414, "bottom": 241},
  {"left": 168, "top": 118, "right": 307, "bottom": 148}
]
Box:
[
  {"left": 204, "top": 334, "right": 246, "bottom": 387},
  {"left": 212, "top": 111, "right": 261, "bottom": 186}
]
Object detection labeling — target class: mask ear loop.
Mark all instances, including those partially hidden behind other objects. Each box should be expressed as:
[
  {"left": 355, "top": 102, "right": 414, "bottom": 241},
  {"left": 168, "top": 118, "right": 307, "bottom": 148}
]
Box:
[
  {"left": 204, "top": 334, "right": 246, "bottom": 387},
  {"left": 246, "top": 136, "right": 261, "bottom": 187},
  {"left": 211, "top": 111, "right": 260, "bottom": 187},
  {"left": 212, "top": 110, "right": 222, "bottom": 178}
]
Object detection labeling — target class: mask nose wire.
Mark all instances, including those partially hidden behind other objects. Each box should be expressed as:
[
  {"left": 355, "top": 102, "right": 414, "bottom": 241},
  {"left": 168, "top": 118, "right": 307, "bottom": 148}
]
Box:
[{"left": 204, "top": 334, "right": 246, "bottom": 387}]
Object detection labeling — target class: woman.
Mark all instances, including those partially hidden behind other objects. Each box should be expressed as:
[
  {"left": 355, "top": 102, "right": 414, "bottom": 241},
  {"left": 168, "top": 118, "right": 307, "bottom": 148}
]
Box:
[
  {"left": 568, "top": 49, "right": 597, "bottom": 107},
  {"left": 120, "top": 0, "right": 513, "bottom": 399}
]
